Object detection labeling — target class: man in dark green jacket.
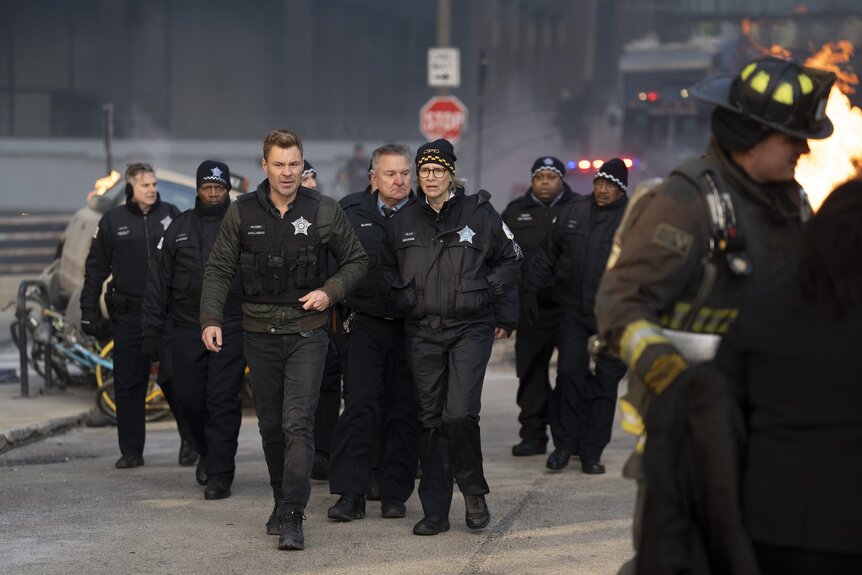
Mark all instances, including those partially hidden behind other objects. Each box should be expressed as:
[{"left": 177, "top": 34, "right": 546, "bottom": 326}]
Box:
[{"left": 200, "top": 129, "right": 367, "bottom": 551}]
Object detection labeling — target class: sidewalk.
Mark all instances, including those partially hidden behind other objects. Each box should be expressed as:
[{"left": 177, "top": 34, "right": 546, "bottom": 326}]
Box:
[{"left": 0, "top": 303, "right": 97, "bottom": 454}]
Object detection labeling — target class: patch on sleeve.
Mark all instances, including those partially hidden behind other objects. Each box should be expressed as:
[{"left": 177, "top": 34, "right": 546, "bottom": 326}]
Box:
[
  {"left": 501, "top": 222, "right": 515, "bottom": 240},
  {"left": 651, "top": 224, "right": 694, "bottom": 257}
]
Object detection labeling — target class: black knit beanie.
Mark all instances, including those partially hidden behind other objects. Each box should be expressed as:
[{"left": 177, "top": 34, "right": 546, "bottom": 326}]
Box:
[
  {"left": 594, "top": 158, "right": 628, "bottom": 192},
  {"left": 711, "top": 107, "right": 772, "bottom": 152},
  {"left": 196, "top": 160, "right": 231, "bottom": 191},
  {"left": 416, "top": 139, "right": 457, "bottom": 174}
]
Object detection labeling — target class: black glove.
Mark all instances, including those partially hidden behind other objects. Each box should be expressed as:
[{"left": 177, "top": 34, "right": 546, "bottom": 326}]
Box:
[
  {"left": 523, "top": 293, "right": 540, "bottom": 325},
  {"left": 81, "top": 309, "right": 111, "bottom": 341},
  {"left": 141, "top": 334, "right": 162, "bottom": 363}
]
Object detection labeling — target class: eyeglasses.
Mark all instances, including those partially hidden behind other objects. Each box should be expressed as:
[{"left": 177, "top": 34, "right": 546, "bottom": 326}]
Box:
[{"left": 418, "top": 167, "right": 447, "bottom": 179}]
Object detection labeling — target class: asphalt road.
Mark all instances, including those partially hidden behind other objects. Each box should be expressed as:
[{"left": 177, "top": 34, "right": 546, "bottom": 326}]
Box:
[{"left": 0, "top": 368, "right": 637, "bottom": 575}]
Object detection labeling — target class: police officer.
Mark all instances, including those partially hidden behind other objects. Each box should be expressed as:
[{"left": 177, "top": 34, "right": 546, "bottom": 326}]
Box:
[
  {"left": 141, "top": 160, "right": 245, "bottom": 500},
  {"left": 297, "top": 158, "right": 344, "bottom": 483},
  {"left": 502, "top": 156, "right": 580, "bottom": 457},
  {"left": 326, "top": 144, "right": 419, "bottom": 522},
  {"left": 526, "top": 159, "right": 629, "bottom": 474},
  {"left": 80, "top": 162, "right": 194, "bottom": 469},
  {"left": 301, "top": 160, "right": 318, "bottom": 190},
  {"left": 594, "top": 57, "right": 836, "bottom": 574},
  {"left": 199, "top": 129, "right": 367, "bottom": 551},
  {"left": 381, "top": 139, "right": 522, "bottom": 536}
]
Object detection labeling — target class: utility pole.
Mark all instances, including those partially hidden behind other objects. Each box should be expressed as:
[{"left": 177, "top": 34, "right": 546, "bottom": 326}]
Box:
[
  {"left": 436, "top": 0, "right": 451, "bottom": 96},
  {"left": 475, "top": 50, "right": 488, "bottom": 191},
  {"left": 102, "top": 103, "right": 114, "bottom": 175}
]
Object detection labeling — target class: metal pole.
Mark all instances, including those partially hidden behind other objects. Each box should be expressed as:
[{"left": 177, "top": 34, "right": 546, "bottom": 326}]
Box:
[
  {"left": 475, "top": 49, "right": 488, "bottom": 191},
  {"left": 102, "top": 102, "right": 114, "bottom": 175},
  {"left": 436, "top": 0, "right": 451, "bottom": 97},
  {"left": 17, "top": 282, "right": 30, "bottom": 398},
  {"left": 436, "top": 0, "right": 451, "bottom": 46}
]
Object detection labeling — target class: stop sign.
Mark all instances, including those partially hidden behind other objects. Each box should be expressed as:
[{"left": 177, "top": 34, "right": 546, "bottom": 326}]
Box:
[{"left": 419, "top": 95, "right": 468, "bottom": 143}]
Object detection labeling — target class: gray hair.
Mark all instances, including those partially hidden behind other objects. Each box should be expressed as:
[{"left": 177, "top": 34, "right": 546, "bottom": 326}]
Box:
[{"left": 370, "top": 144, "right": 412, "bottom": 173}]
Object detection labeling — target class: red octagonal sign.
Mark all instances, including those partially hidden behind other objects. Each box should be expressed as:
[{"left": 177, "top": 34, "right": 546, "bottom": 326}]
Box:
[{"left": 419, "top": 95, "right": 468, "bottom": 144}]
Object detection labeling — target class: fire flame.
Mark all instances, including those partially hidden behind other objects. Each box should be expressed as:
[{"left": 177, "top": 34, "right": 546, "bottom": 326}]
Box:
[
  {"left": 87, "top": 170, "right": 121, "bottom": 201},
  {"left": 796, "top": 42, "right": 862, "bottom": 211}
]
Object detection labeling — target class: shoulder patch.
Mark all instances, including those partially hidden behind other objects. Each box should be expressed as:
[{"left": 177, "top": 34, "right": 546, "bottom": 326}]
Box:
[
  {"left": 501, "top": 222, "right": 514, "bottom": 240},
  {"left": 652, "top": 223, "right": 694, "bottom": 256}
]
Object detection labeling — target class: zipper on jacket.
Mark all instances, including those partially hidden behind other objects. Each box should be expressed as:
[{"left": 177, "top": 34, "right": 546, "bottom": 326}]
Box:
[{"left": 143, "top": 213, "right": 151, "bottom": 262}]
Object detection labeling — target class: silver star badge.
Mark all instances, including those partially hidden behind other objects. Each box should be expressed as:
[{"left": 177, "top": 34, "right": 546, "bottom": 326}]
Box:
[
  {"left": 160, "top": 215, "right": 172, "bottom": 230},
  {"left": 211, "top": 166, "right": 223, "bottom": 178},
  {"left": 292, "top": 216, "right": 312, "bottom": 236},
  {"left": 458, "top": 225, "right": 476, "bottom": 244}
]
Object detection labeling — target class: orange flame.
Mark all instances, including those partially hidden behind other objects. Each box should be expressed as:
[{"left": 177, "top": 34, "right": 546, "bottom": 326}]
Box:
[
  {"left": 741, "top": 18, "right": 792, "bottom": 59},
  {"left": 86, "top": 170, "right": 121, "bottom": 201},
  {"left": 795, "top": 42, "right": 862, "bottom": 211}
]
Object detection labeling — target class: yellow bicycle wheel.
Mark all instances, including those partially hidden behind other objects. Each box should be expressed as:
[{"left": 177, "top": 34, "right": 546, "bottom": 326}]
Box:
[
  {"left": 95, "top": 340, "right": 115, "bottom": 413},
  {"left": 95, "top": 339, "right": 113, "bottom": 389},
  {"left": 94, "top": 341, "right": 170, "bottom": 422}
]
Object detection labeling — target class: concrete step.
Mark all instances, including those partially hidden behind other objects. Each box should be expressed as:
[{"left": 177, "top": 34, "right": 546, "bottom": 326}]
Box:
[{"left": 0, "top": 213, "right": 70, "bottom": 276}]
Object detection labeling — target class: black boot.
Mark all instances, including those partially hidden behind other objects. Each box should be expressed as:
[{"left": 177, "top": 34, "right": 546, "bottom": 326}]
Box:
[
  {"left": 266, "top": 501, "right": 280, "bottom": 535},
  {"left": 464, "top": 494, "right": 490, "bottom": 529},
  {"left": 310, "top": 452, "right": 329, "bottom": 480},
  {"left": 546, "top": 448, "right": 572, "bottom": 471},
  {"left": 327, "top": 494, "right": 366, "bottom": 521},
  {"left": 178, "top": 440, "right": 198, "bottom": 466},
  {"left": 195, "top": 455, "right": 208, "bottom": 486},
  {"left": 413, "top": 515, "right": 450, "bottom": 536},
  {"left": 204, "top": 478, "right": 231, "bottom": 500},
  {"left": 381, "top": 500, "right": 406, "bottom": 519},
  {"left": 511, "top": 438, "right": 548, "bottom": 457},
  {"left": 115, "top": 454, "right": 144, "bottom": 469},
  {"left": 581, "top": 460, "right": 606, "bottom": 474},
  {"left": 278, "top": 511, "right": 305, "bottom": 551}
]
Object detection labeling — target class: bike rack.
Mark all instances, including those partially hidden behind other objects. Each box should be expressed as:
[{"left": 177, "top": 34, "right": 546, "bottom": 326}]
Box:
[{"left": 16, "top": 279, "right": 54, "bottom": 398}]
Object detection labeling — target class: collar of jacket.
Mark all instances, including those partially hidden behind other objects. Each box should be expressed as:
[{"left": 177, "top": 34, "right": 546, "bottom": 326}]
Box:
[
  {"left": 370, "top": 189, "right": 415, "bottom": 219},
  {"left": 593, "top": 193, "right": 628, "bottom": 212},
  {"left": 417, "top": 185, "right": 464, "bottom": 217},
  {"left": 708, "top": 137, "right": 802, "bottom": 223},
  {"left": 124, "top": 194, "right": 161, "bottom": 216},
  {"left": 194, "top": 196, "right": 231, "bottom": 219},
  {"left": 524, "top": 181, "right": 577, "bottom": 207},
  {"left": 253, "top": 178, "right": 308, "bottom": 219}
]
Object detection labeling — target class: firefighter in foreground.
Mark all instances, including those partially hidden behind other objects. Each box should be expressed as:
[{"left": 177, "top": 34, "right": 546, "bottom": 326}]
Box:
[
  {"left": 594, "top": 56, "right": 836, "bottom": 574},
  {"left": 381, "top": 139, "right": 522, "bottom": 536}
]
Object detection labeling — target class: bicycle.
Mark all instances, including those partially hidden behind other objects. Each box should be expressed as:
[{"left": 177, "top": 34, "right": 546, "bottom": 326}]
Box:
[{"left": 11, "top": 299, "right": 170, "bottom": 422}]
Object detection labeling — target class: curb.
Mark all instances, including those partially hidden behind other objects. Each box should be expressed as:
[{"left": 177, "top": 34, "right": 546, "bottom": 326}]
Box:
[{"left": 0, "top": 410, "right": 92, "bottom": 455}]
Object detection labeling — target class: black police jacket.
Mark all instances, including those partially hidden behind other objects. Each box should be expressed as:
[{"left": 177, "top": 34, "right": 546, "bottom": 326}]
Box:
[
  {"left": 501, "top": 182, "right": 581, "bottom": 306},
  {"left": 340, "top": 189, "right": 415, "bottom": 318},
  {"left": 81, "top": 196, "right": 179, "bottom": 315},
  {"left": 141, "top": 198, "right": 243, "bottom": 336},
  {"left": 381, "top": 187, "right": 522, "bottom": 331},
  {"left": 236, "top": 186, "right": 326, "bottom": 305},
  {"left": 527, "top": 193, "right": 627, "bottom": 315}
]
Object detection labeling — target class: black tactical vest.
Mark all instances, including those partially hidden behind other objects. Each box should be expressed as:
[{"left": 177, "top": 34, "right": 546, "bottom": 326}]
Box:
[{"left": 236, "top": 188, "right": 324, "bottom": 306}]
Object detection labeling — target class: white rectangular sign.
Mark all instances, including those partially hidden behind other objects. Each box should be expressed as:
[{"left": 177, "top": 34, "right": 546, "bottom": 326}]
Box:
[{"left": 428, "top": 47, "right": 461, "bottom": 88}]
